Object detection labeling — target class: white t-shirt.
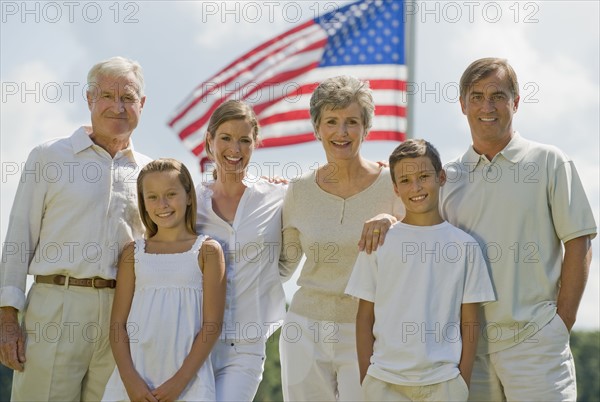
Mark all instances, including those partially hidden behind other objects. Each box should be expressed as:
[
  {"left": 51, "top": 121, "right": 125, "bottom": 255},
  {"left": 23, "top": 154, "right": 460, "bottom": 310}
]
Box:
[{"left": 346, "top": 221, "right": 496, "bottom": 386}]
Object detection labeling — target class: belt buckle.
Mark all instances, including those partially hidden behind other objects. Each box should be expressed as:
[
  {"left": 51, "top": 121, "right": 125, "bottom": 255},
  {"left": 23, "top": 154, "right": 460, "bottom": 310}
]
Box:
[{"left": 91, "top": 277, "right": 98, "bottom": 289}]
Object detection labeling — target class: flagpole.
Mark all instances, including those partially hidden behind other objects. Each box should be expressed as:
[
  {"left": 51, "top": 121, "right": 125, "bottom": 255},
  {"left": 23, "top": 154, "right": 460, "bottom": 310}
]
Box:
[{"left": 405, "top": 0, "right": 416, "bottom": 140}]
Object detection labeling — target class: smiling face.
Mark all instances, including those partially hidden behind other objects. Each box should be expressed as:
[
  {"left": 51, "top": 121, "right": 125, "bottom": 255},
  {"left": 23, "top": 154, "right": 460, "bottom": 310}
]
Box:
[
  {"left": 460, "top": 69, "right": 519, "bottom": 153},
  {"left": 87, "top": 72, "right": 145, "bottom": 141},
  {"left": 207, "top": 118, "right": 256, "bottom": 177},
  {"left": 316, "top": 102, "right": 366, "bottom": 162},
  {"left": 393, "top": 156, "right": 446, "bottom": 225},
  {"left": 141, "top": 170, "right": 191, "bottom": 233}
]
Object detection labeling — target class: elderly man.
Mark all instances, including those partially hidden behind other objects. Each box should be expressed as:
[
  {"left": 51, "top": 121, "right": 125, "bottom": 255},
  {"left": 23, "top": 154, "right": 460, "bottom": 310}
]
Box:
[
  {"left": 0, "top": 56, "right": 152, "bottom": 401},
  {"left": 440, "top": 57, "right": 596, "bottom": 401}
]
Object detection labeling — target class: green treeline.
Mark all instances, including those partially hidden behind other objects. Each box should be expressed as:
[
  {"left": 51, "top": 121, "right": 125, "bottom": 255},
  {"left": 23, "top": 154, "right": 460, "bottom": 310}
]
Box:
[{"left": 0, "top": 331, "right": 598, "bottom": 401}]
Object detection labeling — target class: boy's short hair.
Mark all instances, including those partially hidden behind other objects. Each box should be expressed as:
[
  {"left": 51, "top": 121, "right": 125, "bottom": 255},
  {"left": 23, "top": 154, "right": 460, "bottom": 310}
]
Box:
[{"left": 389, "top": 139, "right": 443, "bottom": 183}]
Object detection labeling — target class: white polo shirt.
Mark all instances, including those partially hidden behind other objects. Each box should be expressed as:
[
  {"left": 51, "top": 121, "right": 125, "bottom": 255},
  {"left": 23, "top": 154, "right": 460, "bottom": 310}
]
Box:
[{"left": 439, "top": 132, "right": 597, "bottom": 353}]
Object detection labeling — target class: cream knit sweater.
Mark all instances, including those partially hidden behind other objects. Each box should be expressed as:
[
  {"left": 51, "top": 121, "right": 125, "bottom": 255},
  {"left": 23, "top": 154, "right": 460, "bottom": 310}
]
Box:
[{"left": 282, "top": 168, "right": 403, "bottom": 323}]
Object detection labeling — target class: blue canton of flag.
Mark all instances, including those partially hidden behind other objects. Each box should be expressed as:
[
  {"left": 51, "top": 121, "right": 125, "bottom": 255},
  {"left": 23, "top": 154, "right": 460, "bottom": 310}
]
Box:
[{"left": 317, "top": 0, "right": 405, "bottom": 66}]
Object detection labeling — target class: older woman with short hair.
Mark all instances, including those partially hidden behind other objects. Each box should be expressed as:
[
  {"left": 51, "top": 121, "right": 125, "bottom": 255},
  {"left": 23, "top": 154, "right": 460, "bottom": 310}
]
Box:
[{"left": 280, "top": 76, "right": 404, "bottom": 401}]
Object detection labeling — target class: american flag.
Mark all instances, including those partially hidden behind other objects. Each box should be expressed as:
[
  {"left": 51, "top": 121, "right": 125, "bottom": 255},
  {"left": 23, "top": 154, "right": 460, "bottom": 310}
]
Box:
[{"left": 168, "top": 0, "right": 407, "bottom": 167}]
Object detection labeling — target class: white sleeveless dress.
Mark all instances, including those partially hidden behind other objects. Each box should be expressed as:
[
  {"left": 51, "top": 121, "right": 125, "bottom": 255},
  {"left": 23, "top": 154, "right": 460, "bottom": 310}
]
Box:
[{"left": 102, "top": 235, "right": 215, "bottom": 401}]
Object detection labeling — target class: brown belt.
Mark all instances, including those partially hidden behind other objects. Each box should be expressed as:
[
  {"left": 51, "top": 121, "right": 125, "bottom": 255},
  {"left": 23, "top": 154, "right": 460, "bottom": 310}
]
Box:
[{"left": 35, "top": 274, "right": 116, "bottom": 289}]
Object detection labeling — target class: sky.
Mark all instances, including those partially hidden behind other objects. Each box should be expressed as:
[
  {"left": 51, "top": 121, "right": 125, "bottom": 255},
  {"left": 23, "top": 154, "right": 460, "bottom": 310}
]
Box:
[{"left": 1, "top": 0, "right": 598, "bottom": 329}]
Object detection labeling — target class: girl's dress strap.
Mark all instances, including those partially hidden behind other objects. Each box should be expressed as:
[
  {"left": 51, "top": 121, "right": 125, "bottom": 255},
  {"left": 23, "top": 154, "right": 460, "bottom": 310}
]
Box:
[
  {"left": 134, "top": 238, "right": 145, "bottom": 253},
  {"left": 193, "top": 234, "right": 209, "bottom": 251}
]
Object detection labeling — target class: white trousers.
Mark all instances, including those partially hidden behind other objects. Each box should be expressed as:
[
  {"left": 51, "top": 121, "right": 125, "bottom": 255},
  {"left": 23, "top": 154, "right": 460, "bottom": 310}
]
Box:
[
  {"left": 11, "top": 283, "right": 115, "bottom": 402},
  {"left": 468, "top": 313, "right": 577, "bottom": 402},
  {"left": 211, "top": 339, "right": 266, "bottom": 402},
  {"left": 279, "top": 311, "right": 363, "bottom": 401}
]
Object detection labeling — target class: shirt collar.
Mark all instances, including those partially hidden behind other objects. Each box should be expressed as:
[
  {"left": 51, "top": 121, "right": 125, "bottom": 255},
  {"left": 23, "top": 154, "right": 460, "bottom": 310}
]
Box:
[
  {"left": 496, "top": 131, "right": 529, "bottom": 164},
  {"left": 462, "top": 131, "right": 529, "bottom": 170},
  {"left": 242, "top": 173, "right": 258, "bottom": 188},
  {"left": 70, "top": 126, "right": 142, "bottom": 164},
  {"left": 70, "top": 126, "right": 95, "bottom": 154}
]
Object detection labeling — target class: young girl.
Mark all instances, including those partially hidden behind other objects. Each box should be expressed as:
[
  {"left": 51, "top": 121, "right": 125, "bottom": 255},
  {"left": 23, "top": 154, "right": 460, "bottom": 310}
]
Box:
[{"left": 102, "top": 158, "right": 226, "bottom": 402}]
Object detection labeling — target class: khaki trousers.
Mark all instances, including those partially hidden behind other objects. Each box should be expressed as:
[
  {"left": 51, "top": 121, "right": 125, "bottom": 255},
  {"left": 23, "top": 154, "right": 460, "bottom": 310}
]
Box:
[
  {"left": 11, "top": 283, "right": 115, "bottom": 401},
  {"left": 468, "top": 314, "right": 577, "bottom": 402},
  {"left": 362, "top": 374, "right": 469, "bottom": 402}
]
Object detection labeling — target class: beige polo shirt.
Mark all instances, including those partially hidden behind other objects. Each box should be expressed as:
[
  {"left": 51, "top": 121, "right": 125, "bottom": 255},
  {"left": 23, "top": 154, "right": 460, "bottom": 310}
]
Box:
[{"left": 440, "top": 132, "right": 596, "bottom": 354}]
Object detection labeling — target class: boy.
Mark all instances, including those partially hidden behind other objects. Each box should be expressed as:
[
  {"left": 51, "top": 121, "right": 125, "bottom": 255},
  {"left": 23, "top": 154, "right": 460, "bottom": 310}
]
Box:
[{"left": 345, "top": 139, "right": 496, "bottom": 401}]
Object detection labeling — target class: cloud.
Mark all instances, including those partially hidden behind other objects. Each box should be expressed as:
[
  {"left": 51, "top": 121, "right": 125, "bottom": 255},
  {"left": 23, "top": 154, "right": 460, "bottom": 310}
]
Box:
[{"left": 1, "top": 61, "right": 83, "bottom": 242}]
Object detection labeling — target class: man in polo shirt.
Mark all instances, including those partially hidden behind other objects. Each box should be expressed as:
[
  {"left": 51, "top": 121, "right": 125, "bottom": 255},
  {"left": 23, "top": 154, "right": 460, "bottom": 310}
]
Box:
[
  {"left": 0, "top": 56, "right": 152, "bottom": 401},
  {"left": 439, "top": 57, "right": 596, "bottom": 401}
]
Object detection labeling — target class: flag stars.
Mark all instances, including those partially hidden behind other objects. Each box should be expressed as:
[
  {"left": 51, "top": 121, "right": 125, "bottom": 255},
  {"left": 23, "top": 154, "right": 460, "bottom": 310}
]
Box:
[{"left": 316, "top": 0, "right": 403, "bottom": 67}]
